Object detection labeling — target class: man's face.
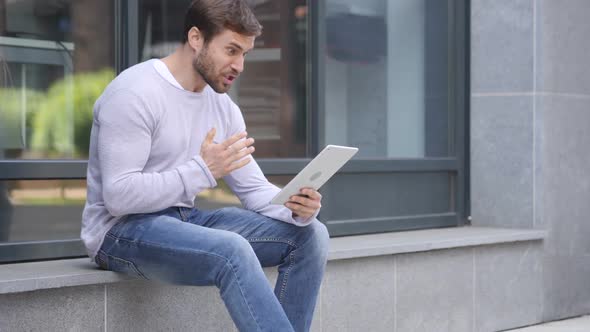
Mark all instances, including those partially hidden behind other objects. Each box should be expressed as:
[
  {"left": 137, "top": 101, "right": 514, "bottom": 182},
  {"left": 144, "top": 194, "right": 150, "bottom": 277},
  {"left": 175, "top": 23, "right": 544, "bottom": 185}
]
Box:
[{"left": 193, "top": 29, "right": 255, "bottom": 93}]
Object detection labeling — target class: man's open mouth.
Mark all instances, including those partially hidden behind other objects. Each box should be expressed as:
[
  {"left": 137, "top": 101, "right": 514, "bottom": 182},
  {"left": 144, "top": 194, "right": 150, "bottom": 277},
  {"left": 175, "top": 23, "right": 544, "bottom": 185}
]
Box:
[{"left": 224, "top": 75, "right": 236, "bottom": 85}]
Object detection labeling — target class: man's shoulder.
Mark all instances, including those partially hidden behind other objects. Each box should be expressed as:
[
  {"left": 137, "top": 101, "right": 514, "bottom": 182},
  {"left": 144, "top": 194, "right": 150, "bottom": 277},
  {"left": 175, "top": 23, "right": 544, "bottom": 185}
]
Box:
[
  {"left": 104, "top": 60, "right": 161, "bottom": 97},
  {"left": 94, "top": 61, "right": 165, "bottom": 120}
]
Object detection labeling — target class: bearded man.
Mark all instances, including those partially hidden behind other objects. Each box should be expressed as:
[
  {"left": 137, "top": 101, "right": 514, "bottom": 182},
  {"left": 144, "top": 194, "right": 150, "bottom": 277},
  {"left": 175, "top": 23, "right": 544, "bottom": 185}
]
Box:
[{"left": 81, "top": 1, "right": 328, "bottom": 331}]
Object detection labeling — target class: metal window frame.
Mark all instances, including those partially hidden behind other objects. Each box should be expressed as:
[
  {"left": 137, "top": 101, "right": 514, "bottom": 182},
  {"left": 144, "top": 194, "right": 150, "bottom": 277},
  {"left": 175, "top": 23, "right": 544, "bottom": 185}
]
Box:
[{"left": 0, "top": 0, "right": 470, "bottom": 263}]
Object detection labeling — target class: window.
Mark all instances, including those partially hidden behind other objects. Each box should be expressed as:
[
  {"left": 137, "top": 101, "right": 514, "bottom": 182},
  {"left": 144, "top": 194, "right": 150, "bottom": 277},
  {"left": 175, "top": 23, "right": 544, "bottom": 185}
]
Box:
[
  {"left": 0, "top": 0, "right": 115, "bottom": 160},
  {"left": 322, "top": 0, "right": 453, "bottom": 158},
  {"left": 315, "top": 0, "right": 469, "bottom": 235},
  {"left": 0, "top": 0, "right": 468, "bottom": 263},
  {"left": 0, "top": 0, "right": 116, "bottom": 262}
]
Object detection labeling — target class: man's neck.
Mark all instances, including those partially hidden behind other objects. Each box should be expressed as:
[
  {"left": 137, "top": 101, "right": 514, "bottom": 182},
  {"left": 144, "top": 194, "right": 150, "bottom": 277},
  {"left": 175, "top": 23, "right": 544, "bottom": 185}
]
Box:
[{"left": 161, "top": 44, "right": 207, "bottom": 93}]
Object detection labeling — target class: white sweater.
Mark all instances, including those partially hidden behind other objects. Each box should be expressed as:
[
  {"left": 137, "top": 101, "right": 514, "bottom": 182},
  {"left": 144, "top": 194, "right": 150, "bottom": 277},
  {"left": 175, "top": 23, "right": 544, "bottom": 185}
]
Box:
[{"left": 81, "top": 59, "right": 316, "bottom": 259}]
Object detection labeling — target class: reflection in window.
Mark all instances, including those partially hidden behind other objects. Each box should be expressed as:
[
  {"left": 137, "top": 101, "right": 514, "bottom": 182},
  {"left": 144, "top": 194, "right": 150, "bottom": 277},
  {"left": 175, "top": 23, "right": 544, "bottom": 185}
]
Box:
[
  {"left": 0, "top": 0, "right": 115, "bottom": 160},
  {"left": 322, "top": 0, "right": 452, "bottom": 158},
  {"left": 0, "top": 180, "right": 86, "bottom": 242},
  {"left": 138, "top": 0, "right": 309, "bottom": 158}
]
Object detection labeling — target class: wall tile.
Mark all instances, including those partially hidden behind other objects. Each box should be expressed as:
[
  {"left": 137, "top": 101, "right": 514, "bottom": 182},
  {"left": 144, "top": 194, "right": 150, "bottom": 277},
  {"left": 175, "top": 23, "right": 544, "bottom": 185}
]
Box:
[
  {"left": 474, "top": 242, "right": 543, "bottom": 331},
  {"left": 536, "top": 0, "right": 590, "bottom": 94},
  {"left": 471, "top": 95, "right": 534, "bottom": 228},
  {"left": 321, "top": 256, "right": 395, "bottom": 332},
  {"left": 535, "top": 95, "right": 590, "bottom": 321},
  {"left": 396, "top": 249, "right": 473, "bottom": 332},
  {"left": 0, "top": 285, "right": 104, "bottom": 331},
  {"left": 471, "top": 0, "right": 534, "bottom": 93},
  {"left": 106, "top": 281, "right": 237, "bottom": 332},
  {"left": 543, "top": 255, "right": 590, "bottom": 321},
  {"left": 536, "top": 95, "right": 590, "bottom": 255}
]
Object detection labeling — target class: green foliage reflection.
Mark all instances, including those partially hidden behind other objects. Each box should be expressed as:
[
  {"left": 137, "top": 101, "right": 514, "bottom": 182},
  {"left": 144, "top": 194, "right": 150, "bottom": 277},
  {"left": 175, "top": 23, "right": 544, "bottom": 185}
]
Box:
[{"left": 31, "top": 69, "right": 115, "bottom": 158}]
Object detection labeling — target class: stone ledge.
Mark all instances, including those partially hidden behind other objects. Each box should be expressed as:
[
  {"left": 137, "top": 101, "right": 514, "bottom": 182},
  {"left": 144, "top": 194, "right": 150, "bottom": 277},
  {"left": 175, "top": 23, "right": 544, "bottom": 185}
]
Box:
[
  {"left": 328, "top": 226, "right": 546, "bottom": 260},
  {"left": 0, "top": 226, "right": 546, "bottom": 295}
]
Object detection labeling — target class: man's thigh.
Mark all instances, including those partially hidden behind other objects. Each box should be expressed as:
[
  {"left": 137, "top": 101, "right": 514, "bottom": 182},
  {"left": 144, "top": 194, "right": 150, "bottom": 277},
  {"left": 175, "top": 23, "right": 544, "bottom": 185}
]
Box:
[
  {"left": 187, "top": 207, "right": 324, "bottom": 267},
  {"left": 97, "top": 207, "right": 257, "bottom": 284}
]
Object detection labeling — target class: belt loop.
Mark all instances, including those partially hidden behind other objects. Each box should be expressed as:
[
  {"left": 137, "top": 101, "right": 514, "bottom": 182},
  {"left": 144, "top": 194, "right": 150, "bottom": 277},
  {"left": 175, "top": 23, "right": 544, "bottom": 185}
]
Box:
[
  {"left": 177, "top": 207, "right": 186, "bottom": 221},
  {"left": 178, "top": 206, "right": 189, "bottom": 221}
]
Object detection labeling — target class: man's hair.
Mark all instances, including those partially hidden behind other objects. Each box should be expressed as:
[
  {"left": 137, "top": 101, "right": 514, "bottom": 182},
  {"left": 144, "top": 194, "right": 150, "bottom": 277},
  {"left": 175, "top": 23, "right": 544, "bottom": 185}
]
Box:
[{"left": 182, "top": 0, "right": 262, "bottom": 44}]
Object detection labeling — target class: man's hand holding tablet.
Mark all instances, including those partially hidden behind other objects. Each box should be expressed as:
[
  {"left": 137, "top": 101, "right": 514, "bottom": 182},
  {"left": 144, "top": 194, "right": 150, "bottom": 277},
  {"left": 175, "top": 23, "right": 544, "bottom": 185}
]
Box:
[
  {"left": 272, "top": 145, "right": 359, "bottom": 219},
  {"left": 284, "top": 187, "right": 323, "bottom": 219}
]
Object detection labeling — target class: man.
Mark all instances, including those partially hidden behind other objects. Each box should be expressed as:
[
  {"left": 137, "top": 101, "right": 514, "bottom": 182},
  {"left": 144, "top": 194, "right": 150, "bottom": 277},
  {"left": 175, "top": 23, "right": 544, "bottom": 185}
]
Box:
[{"left": 80, "top": 1, "right": 329, "bottom": 331}]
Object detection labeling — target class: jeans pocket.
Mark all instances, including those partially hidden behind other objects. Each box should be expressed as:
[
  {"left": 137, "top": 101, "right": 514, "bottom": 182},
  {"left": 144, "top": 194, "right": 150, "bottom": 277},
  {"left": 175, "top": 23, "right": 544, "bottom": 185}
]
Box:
[{"left": 105, "top": 254, "right": 148, "bottom": 279}]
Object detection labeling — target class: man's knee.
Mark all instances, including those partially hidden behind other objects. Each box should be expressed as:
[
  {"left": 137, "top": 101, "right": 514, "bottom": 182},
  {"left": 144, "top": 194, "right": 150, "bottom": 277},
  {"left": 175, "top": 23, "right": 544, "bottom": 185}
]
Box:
[
  {"left": 304, "top": 220, "right": 330, "bottom": 261},
  {"left": 222, "top": 232, "right": 258, "bottom": 262}
]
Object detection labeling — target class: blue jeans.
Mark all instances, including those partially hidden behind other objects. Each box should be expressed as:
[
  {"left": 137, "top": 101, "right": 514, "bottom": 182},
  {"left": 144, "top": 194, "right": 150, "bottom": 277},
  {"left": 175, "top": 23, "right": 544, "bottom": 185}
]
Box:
[{"left": 95, "top": 206, "right": 330, "bottom": 332}]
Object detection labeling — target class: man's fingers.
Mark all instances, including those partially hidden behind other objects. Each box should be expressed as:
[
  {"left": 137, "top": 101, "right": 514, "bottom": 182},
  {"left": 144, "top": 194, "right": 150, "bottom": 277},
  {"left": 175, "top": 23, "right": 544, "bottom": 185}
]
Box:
[
  {"left": 204, "top": 128, "right": 216, "bottom": 145},
  {"left": 285, "top": 202, "right": 315, "bottom": 217},
  {"left": 228, "top": 137, "right": 255, "bottom": 153},
  {"left": 289, "top": 195, "right": 321, "bottom": 209},
  {"left": 228, "top": 146, "right": 255, "bottom": 163},
  {"left": 226, "top": 156, "right": 251, "bottom": 173},
  {"left": 300, "top": 188, "right": 322, "bottom": 201},
  {"left": 222, "top": 131, "right": 248, "bottom": 148}
]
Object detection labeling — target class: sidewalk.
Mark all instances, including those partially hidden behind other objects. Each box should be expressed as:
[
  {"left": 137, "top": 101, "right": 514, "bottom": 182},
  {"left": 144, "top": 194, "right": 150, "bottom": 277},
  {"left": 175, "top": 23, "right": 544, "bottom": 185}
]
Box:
[{"left": 506, "top": 315, "right": 590, "bottom": 331}]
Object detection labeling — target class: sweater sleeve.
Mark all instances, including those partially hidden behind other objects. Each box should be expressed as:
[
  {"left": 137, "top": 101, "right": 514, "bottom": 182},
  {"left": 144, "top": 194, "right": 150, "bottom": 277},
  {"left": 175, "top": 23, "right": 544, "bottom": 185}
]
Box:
[
  {"left": 222, "top": 102, "right": 318, "bottom": 226},
  {"left": 96, "top": 89, "right": 216, "bottom": 217}
]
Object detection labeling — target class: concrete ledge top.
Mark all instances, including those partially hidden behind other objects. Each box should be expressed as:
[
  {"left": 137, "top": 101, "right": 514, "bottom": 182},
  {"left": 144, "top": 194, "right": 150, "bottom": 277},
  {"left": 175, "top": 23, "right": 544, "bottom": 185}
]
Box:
[
  {"left": 0, "top": 226, "right": 546, "bottom": 295},
  {"left": 328, "top": 226, "right": 546, "bottom": 260},
  {"left": 0, "top": 257, "right": 132, "bottom": 294}
]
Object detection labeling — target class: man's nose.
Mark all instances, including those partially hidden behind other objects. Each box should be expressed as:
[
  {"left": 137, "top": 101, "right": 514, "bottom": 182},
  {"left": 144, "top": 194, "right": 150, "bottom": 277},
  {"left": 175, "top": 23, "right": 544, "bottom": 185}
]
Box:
[{"left": 231, "top": 56, "right": 244, "bottom": 73}]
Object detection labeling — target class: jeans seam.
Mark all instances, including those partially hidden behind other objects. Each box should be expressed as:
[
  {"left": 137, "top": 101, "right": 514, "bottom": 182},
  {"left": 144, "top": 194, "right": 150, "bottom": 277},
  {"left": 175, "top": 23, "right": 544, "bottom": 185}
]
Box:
[
  {"left": 279, "top": 251, "right": 295, "bottom": 304},
  {"left": 105, "top": 232, "right": 136, "bottom": 244},
  {"left": 104, "top": 233, "right": 233, "bottom": 263},
  {"left": 105, "top": 252, "right": 149, "bottom": 279},
  {"left": 247, "top": 238, "right": 299, "bottom": 306},
  {"left": 247, "top": 237, "right": 299, "bottom": 249},
  {"left": 224, "top": 260, "right": 263, "bottom": 331}
]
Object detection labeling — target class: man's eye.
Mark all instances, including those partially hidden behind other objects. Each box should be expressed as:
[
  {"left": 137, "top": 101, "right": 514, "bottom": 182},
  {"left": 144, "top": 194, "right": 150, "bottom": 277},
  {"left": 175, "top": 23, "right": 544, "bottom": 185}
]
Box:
[{"left": 227, "top": 48, "right": 236, "bottom": 55}]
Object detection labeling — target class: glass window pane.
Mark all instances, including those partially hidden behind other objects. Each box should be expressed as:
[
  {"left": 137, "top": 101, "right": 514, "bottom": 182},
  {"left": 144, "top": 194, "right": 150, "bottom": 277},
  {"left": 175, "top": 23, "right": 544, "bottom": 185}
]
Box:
[
  {"left": 322, "top": 0, "right": 452, "bottom": 158},
  {"left": 138, "top": 0, "right": 309, "bottom": 158},
  {"left": 0, "top": 0, "right": 115, "bottom": 160},
  {"left": 0, "top": 180, "right": 86, "bottom": 242},
  {"left": 320, "top": 172, "right": 453, "bottom": 222}
]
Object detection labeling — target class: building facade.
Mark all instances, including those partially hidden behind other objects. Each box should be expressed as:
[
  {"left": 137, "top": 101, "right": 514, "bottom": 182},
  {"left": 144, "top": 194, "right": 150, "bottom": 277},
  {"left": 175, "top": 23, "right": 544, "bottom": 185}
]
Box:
[{"left": 0, "top": 0, "right": 589, "bottom": 331}]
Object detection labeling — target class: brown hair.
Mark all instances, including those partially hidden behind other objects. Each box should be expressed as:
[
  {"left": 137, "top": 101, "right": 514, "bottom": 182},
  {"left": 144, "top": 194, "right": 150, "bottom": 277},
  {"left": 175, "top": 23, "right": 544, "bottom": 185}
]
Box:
[{"left": 182, "top": 0, "right": 262, "bottom": 44}]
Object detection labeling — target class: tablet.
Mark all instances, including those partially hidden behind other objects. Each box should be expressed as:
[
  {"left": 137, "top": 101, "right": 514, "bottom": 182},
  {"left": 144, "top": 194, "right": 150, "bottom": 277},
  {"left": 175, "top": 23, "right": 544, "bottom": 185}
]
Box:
[{"left": 270, "top": 145, "right": 359, "bottom": 205}]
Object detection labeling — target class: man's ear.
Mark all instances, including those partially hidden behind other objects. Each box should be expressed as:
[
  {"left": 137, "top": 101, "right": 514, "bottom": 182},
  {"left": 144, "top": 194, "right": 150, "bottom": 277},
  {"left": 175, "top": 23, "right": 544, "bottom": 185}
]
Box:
[{"left": 187, "top": 27, "right": 204, "bottom": 53}]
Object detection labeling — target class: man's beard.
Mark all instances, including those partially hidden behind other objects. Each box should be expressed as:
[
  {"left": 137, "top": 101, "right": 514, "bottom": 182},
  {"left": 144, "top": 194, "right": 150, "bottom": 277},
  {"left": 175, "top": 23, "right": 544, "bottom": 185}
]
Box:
[{"left": 193, "top": 46, "right": 229, "bottom": 93}]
